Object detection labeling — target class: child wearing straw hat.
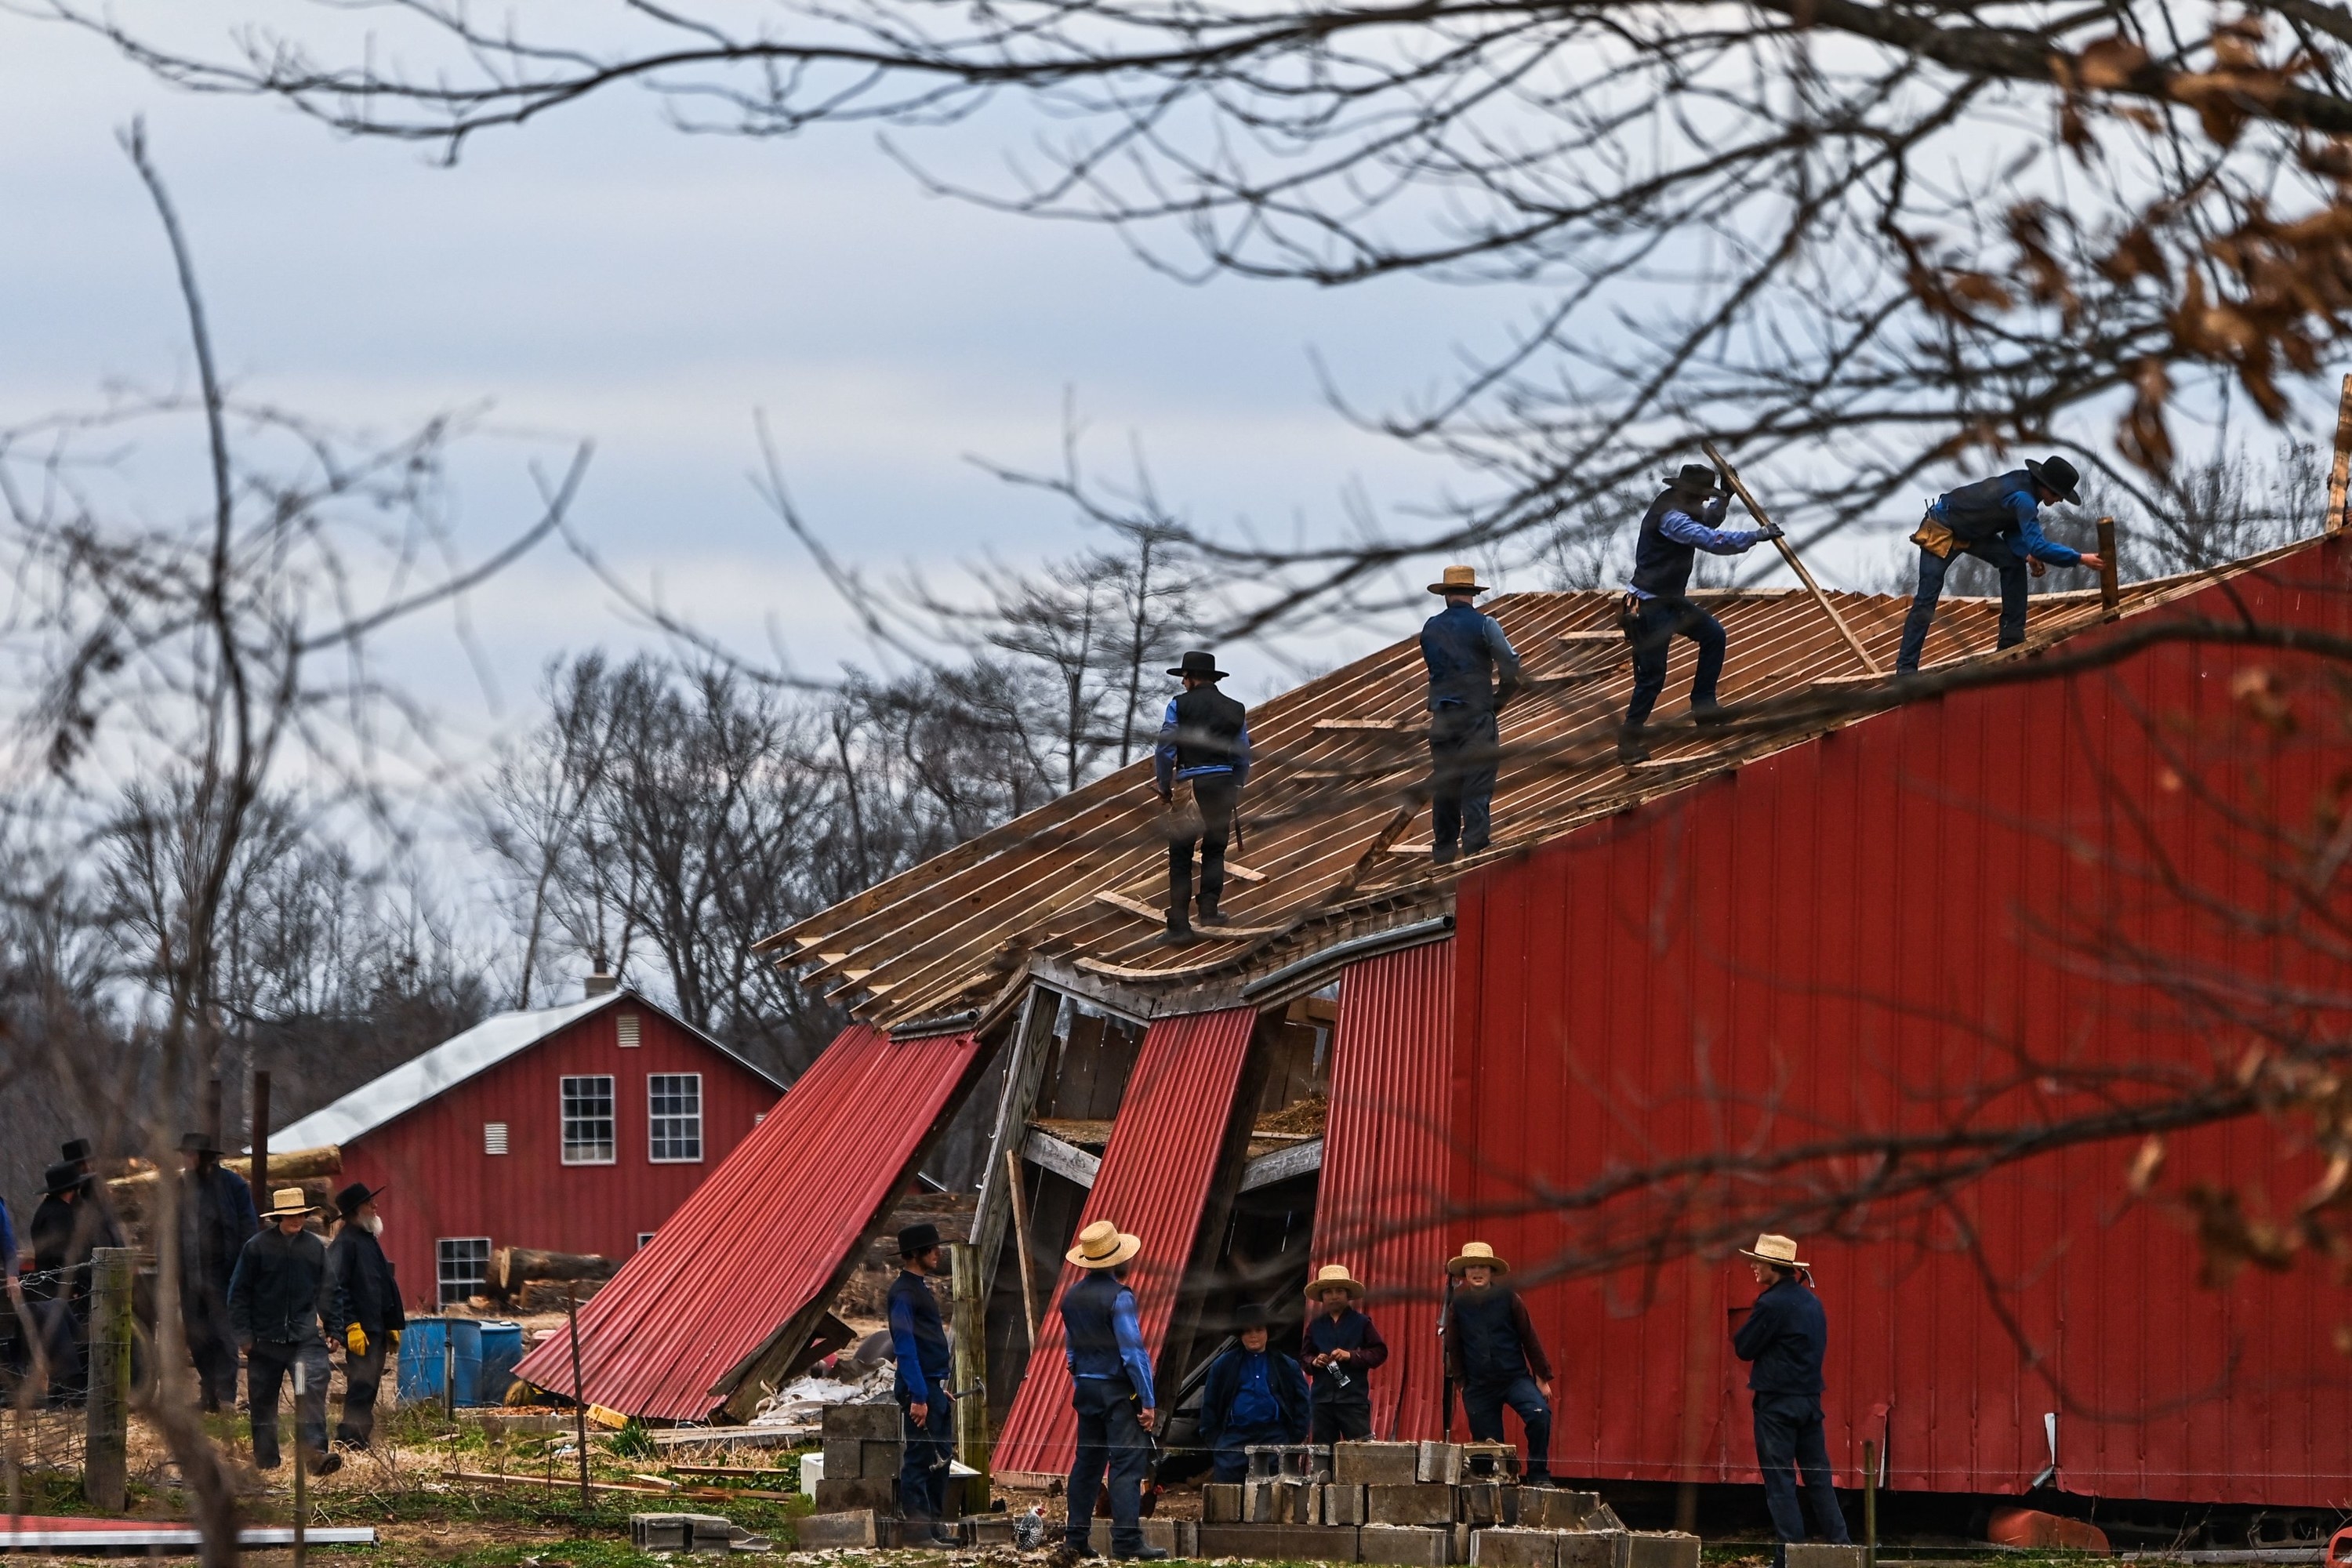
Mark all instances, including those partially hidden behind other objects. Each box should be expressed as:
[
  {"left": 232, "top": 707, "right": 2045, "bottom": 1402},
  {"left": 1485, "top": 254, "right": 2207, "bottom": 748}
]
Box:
[
  {"left": 1301, "top": 1262, "right": 1388, "bottom": 1443},
  {"left": 1440, "top": 1241, "right": 1555, "bottom": 1484},
  {"left": 227, "top": 1188, "right": 342, "bottom": 1475},
  {"left": 1731, "top": 1235, "right": 1849, "bottom": 1565}
]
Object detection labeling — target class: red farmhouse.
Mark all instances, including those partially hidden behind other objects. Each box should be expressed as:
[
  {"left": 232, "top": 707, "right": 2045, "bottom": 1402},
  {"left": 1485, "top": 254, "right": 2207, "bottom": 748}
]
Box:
[{"left": 272, "top": 986, "right": 783, "bottom": 1308}]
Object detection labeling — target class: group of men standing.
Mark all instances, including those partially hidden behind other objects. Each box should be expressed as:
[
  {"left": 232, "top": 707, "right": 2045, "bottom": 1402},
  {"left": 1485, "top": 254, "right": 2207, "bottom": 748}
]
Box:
[
  {"left": 1151, "top": 453, "right": 2106, "bottom": 903},
  {"left": 5, "top": 1134, "right": 405, "bottom": 1476}
]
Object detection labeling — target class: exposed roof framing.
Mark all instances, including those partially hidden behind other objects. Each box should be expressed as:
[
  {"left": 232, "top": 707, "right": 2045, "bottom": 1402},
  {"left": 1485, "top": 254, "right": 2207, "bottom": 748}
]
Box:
[{"left": 761, "top": 550, "right": 2303, "bottom": 1029}]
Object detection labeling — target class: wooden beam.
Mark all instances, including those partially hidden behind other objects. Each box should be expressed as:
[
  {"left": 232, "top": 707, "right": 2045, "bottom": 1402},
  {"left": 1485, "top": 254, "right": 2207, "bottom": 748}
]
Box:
[
  {"left": 1701, "top": 439, "right": 1882, "bottom": 677},
  {"left": 1022, "top": 1127, "right": 1103, "bottom": 1189},
  {"left": 967, "top": 989, "right": 1058, "bottom": 1310},
  {"left": 2331, "top": 372, "right": 2352, "bottom": 532},
  {"left": 2096, "top": 517, "right": 2121, "bottom": 619},
  {"left": 1093, "top": 888, "right": 1287, "bottom": 936},
  {"left": 1239, "top": 1136, "right": 1324, "bottom": 1192}
]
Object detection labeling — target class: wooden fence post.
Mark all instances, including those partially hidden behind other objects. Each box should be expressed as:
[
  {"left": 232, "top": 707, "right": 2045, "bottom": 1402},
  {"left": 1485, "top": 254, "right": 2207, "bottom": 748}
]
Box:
[
  {"left": 949, "top": 1242, "right": 989, "bottom": 1508},
  {"left": 82, "top": 1247, "right": 134, "bottom": 1511},
  {"left": 2328, "top": 372, "right": 2352, "bottom": 532},
  {"left": 2096, "top": 517, "right": 2120, "bottom": 619}
]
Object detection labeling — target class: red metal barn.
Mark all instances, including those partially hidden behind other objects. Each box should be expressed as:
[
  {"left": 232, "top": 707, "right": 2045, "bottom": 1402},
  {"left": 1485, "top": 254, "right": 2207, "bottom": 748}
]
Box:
[
  {"left": 547, "top": 535, "right": 2352, "bottom": 1522},
  {"left": 1451, "top": 541, "right": 2352, "bottom": 1508},
  {"left": 272, "top": 988, "right": 784, "bottom": 1311}
]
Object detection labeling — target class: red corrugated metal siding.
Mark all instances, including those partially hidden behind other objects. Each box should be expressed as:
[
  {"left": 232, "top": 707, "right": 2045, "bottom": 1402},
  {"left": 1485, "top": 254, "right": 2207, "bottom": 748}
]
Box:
[
  {"left": 1314, "top": 941, "right": 1455, "bottom": 1441},
  {"left": 994, "top": 1007, "right": 1258, "bottom": 1475},
  {"left": 334, "top": 1002, "right": 781, "bottom": 1314},
  {"left": 514, "top": 1024, "right": 982, "bottom": 1419},
  {"left": 1451, "top": 537, "right": 2352, "bottom": 1505}
]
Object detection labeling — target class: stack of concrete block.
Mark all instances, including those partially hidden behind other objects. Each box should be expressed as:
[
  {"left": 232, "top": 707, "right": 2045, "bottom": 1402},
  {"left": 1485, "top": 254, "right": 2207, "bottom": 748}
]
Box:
[
  {"left": 630, "top": 1514, "right": 737, "bottom": 1554},
  {"left": 812, "top": 1403, "right": 901, "bottom": 1515}
]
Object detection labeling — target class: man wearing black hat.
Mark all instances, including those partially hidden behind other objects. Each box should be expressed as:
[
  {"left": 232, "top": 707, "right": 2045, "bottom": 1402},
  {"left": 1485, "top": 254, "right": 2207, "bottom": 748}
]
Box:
[
  {"left": 1421, "top": 566, "right": 1524, "bottom": 863},
  {"left": 178, "top": 1131, "right": 260, "bottom": 1413},
  {"left": 1896, "top": 456, "right": 2105, "bottom": 676},
  {"left": 1198, "top": 1303, "right": 1308, "bottom": 1482},
  {"left": 1154, "top": 651, "right": 1253, "bottom": 945},
  {"left": 25, "top": 1160, "right": 118, "bottom": 1404},
  {"left": 887, "top": 1223, "right": 957, "bottom": 1544},
  {"left": 1618, "top": 463, "right": 1780, "bottom": 764},
  {"left": 325, "top": 1184, "right": 403, "bottom": 1448}
]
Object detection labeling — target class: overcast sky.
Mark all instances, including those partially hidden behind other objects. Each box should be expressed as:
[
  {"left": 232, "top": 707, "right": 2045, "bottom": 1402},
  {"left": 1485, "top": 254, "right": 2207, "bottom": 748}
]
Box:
[{"left": 0, "top": 6, "right": 1547, "bottom": 739}]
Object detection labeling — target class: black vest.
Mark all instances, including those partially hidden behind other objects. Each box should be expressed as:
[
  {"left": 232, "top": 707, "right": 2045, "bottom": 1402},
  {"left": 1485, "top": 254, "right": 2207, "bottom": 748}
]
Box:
[
  {"left": 1452, "top": 1286, "right": 1528, "bottom": 1385},
  {"left": 1305, "top": 1308, "right": 1377, "bottom": 1397},
  {"left": 1062, "top": 1270, "right": 1131, "bottom": 1384},
  {"left": 1170, "top": 685, "right": 1247, "bottom": 772},
  {"left": 1631, "top": 489, "right": 1699, "bottom": 599},
  {"left": 1940, "top": 470, "right": 2031, "bottom": 543}
]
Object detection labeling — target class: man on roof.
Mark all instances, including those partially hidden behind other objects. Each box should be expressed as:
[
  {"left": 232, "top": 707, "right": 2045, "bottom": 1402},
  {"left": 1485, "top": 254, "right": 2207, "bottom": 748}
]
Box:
[
  {"left": 1895, "top": 455, "right": 2104, "bottom": 675},
  {"left": 1618, "top": 463, "right": 1780, "bottom": 764},
  {"left": 1442, "top": 1240, "right": 1556, "bottom": 1485},
  {"left": 1421, "top": 566, "right": 1523, "bottom": 863},
  {"left": 1155, "top": 650, "right": 1253, "bottom": 946},
  {"left": 1060, "top": 1219, "right": 1167, "bottom": 1562},
  {"left": 1302, "top": 1263, "right": 1388, "bottom": 1444}
]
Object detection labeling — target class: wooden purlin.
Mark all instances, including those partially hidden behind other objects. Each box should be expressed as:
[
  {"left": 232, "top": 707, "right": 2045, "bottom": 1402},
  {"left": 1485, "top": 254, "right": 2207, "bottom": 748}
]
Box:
[{"left": 770, "top": 560, "right": 2297, "bottom": 1025}]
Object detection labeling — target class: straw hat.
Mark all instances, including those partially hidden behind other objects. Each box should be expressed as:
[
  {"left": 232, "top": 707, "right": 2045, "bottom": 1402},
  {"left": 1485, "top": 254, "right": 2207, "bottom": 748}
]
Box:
[
  {"left": 1737, "top": 1233, "right": 1809, "bottom": 1270},
  {"left": 1446, "top": 1241, "right": 1509, "bottom": 1276},
  {"left": 1305, "top": 1264, "right": 1366, "bottom": 1301},
  {"left": 1427, "top": 565, "right": 1491, "bottom": 597},
  {"left": 1066, "top": 1219, "right": 1142, "bottom": 1270},
  {"left": 263, "top": 1187, "right": 318, "bottom": 1220}
]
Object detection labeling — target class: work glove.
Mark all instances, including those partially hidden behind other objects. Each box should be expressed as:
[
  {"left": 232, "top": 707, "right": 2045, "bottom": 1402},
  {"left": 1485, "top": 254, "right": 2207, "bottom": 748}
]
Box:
[
  {"left": 388, "top": 1329, "right": 401, "bottom": 1352},
  {"left": 346, "top": 1323, "right": 368, "bottom": 1357},
  {"left": 1757, "top": 524, "right": 1785, "bottom": 542}
]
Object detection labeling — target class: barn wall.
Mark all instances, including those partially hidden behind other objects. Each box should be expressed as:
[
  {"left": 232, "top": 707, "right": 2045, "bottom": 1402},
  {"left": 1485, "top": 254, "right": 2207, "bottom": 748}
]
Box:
[
  {"left": 1452, "top": 538, "right": 2352, "bottom": 1505},
  {"left": 339, "top": 1000, "right": 782, "bottom": 1311}
]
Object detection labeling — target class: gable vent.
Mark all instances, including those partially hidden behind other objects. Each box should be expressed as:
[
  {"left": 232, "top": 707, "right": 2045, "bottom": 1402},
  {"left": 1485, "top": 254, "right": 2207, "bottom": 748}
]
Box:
[
  {"left": 484, "top": 1121, "right": 510, "bottom": 1156},
  {"left": 617, "top": 1013, "right": 641, "bottom": 1048}
]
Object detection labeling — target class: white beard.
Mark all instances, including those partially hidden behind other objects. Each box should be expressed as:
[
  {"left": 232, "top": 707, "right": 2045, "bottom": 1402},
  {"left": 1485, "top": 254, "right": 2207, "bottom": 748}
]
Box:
[{"left": 362, "top": 1214, "right": 383, "bottom": 1236}]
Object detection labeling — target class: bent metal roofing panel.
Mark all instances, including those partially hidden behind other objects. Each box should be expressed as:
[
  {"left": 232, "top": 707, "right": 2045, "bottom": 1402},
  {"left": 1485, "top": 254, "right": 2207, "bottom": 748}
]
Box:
[{"left": 760, "top": 547, "right": 2310, "bottom": 1028}]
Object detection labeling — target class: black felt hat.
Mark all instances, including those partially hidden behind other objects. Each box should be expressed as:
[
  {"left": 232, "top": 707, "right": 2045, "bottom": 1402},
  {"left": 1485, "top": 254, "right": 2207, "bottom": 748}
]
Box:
[
  {"left": 1167, "top": 650, "right": 1230, "bottom": 681},
  {"left": 2024, "top": 455, "right": 2083, "bottom": 505},
  {"left": 42, "top": 1161, "right": 81, "bottom": 1196},
  {"left": 336, "top": 1182, "right": 388, "bottom": 1217},
  {"left": 1662, "top": 462, "right": 1730, "bottom": 495},
  {"left": 178, "top": 1131, "right": 219, "bottom": 1156},
  {"left": 1233, "top": 1301, "right": 1273, "bottom": 1330},
  {"left": 60, "top": 1138, "right": 92, "bottom": 1164},
  {"left": 898, "top": 1221, "right": 943, "bottom": 1258}
]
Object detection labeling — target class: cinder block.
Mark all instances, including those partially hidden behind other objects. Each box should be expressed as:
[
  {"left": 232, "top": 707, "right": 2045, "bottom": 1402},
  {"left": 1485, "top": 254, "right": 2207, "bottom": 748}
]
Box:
[
  {"left": 1204, "top": 1483, "right": 1247, "bottom": 1523},
  {"left": 1248, "top": 1479, "right": 1281, "bottom": 1523},
  {"left": 1470, "top": 1528, "right": 1559, "bottom": 1568},
  {"left": 821, "top": 1436, "right": 865, "bottom": 1480},
  {"left": 1784, "top": 1547, "right": 1869, "bottom": 1568},
  {"left": 1417, "top": 1442, "right": 1465, "bottom": 1485},
  {"left": 1462, "top": 1483, "right": 1512, "bottom": 1527},
  {"left": 859, "top": 1439, "right": 902, "bottom": 1479},
  {"left": 822, "top": 1401, "right": 902, "bottom": 1440},
  {"left": 1199, "top": 1523, "right": 1361, "bottom": 1561},
  {"left": 1461, "top": 1443, "right": 1516, "bottom": 1480},
  {"left": 1627, "top": 1533, "right": 1700, "bottom": 1568},
  {"left": 1285, "top": 1479, "right": 1322, "bottom": 1524},
  {"left": 962, "top": 1518, "right": 1015, "bottom": 1547},
  {"left": 1556, "top": 1530, "right": 1630, "bottom": 1568},
  {"left": 1088, "top": 1518, "right": 1188, "bottom": 1555},
  {"left": 1368, "top": 1483, "right": 1460, "bottom": 1527},
  {"left": 1323, "top": 1485, "right": 1370, "bottom": 1526},
  {"left": 1516, "top": 1490, "right": 1600, "bottom": 1530},
  {"left": 793, "top": 1509, "right": 880, "bottom": 1548},
  {"left": 814, "top": 1475, "right": 895, "bottom": 1515},
  {"left": 1335, "top": 1441, "right": 1425, "bottom": 1486},
  {"left": 1588, "top": 1504, "right": 1626, "bottom": 1533},
  {"left": 1359, "top": 1524, "right": 1454, "bottom": 1566}
]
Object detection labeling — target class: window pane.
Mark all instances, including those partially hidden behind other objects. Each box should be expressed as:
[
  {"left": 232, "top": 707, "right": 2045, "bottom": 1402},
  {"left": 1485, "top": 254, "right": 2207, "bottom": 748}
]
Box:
[
  {"left": 561, "top": 1074, "right": 615, "bottom": 1163},
  {"left": 437, "top": 1238, "right": 491, "bottom": 1305},
  {"left": 648, "top": 1073, "right": 702, "bottom": 1163}
]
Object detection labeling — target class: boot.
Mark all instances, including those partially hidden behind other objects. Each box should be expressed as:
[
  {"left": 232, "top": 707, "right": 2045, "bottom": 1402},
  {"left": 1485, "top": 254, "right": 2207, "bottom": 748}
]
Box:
[
  {"left": 1163, "top": 913, "right": 1196, "bottom": 946},
  {"left": 1196, "top": 895, "right": 1223, "bottom": 927},
  {"left": 1617, "top": 725, "right": 1650, "bottom": 764},
  {"left": 1692, "top": 701, "right": 1730, "bottom": 728}
]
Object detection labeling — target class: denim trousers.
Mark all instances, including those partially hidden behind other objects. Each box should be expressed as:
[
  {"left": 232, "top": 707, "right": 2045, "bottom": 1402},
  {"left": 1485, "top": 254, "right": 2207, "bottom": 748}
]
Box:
[
  {"left": 1623, "top": 597, "right": 1727, "bottom": 728},
  {"left": 1896, "top": 541, "right": 2027, "bottom": 673},
  {"left": 1462, "top": 1374, "right": 1552, "bottom": 1483},
  {"left": 1751, "top": 1392, "right": 1850, "bottom": 1559},
  {"left": 1428, "top": 706, "right": 1500, "bottom": 862},
  {"left": 1065, "top": 1377, "right": 1149, "bottom": 1553}
]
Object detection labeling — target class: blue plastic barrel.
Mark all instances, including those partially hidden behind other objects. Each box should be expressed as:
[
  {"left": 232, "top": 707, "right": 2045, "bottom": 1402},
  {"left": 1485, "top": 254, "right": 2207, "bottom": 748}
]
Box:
[
  {"left": 395, "top": 1316, "right": 488, "bottom": 1405},
  {"left": 476, "top": 1320, "right": 524, "bottom": 1406}
]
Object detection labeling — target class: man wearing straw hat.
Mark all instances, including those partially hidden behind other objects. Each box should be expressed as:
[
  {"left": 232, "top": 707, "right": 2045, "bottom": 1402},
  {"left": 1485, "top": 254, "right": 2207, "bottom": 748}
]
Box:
[
  {"left": 1302, "top": 1263, "right": 1388, "bottom": 1444},
  {"left": 1420, "top": 567, "right": 1523, "bottom": 864},
  {"left": 1441, "top": 1241, "right": 1555, "bottom": 1484},
  {"left": 228, "top": 1188, "right": 342, "bottom": 1475},
  {"left": 1058, "top": 1220, "right": 1167, "bottom": 1562},
  {"left": 1731, "top": 1234, "right": 1849, "bottom": 1564}
]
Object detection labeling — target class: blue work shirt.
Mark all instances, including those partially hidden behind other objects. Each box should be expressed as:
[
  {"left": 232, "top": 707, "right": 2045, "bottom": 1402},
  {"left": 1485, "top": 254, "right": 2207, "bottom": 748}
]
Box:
[
  {"left": 887, "top": 1269, "right": 954, "bottom": 1402},
  {"left": 1928, "top": 472, "right": 2083, "bottom": 567},
  {"left": 1627, "top": 493, "right": 1766, "bottom": 600}
]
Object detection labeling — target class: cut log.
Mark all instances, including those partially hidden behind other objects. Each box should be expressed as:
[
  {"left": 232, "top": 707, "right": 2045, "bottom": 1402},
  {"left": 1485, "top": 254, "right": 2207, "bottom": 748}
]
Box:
[
  {"left": 107, "top": 1144, "right": 340, "bottom": 1198},
  {"left": 495, "top": 1247, "right": 619, "bottom": 1294}
]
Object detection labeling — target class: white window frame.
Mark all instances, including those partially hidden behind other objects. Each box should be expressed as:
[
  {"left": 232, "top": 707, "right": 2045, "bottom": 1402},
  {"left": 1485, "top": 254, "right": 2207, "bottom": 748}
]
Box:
[
  {"left": 648, "top": 1072, "right": 704, "bottom": 1163},
  {"left": 437, "top": 1237, "right": 492, "bottom": 1305},
  {"left": 560, "top": 1074, "right": 617, "bottom": 1165}
]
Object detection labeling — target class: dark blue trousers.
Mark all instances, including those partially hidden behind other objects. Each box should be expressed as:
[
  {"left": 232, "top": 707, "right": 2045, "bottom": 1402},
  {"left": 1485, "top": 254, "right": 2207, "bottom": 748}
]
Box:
[
  {"left": 1463, "top": 1374, "right": 1552, "bottom": 1483},
  {"left": 1751, "top": 1392, "right": 1849, "bottom": 1560},
  {"left": 1428, "top": 706, "right": 1500, "bottom": 862},
  {"left": 1624, "top": 597, "right": 1727, "bottom": 729},
  {"left": 1896, "top": 540, "right": 2027, "bottom": 673},
  {"left": 1065, "top": 1377, "right": 1149, "bottom": 1554},
  {"left": 898, "top": 1386, "right": 954, "bottom": 1519},
  {"left": 1210, "top": 1421, "right": 1290, "bottom": 1483}
]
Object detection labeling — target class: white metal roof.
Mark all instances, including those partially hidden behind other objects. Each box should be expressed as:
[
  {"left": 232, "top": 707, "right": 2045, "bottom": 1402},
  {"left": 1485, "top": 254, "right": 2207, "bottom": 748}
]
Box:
[{"left": 266, "top": 989, "right": 785, "bottom": 1150}]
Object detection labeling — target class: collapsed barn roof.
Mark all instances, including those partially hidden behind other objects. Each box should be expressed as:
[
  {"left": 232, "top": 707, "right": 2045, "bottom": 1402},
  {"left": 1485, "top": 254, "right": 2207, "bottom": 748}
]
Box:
[{"left": 760, "top": 563, "right": 2263, "bottom": 1025}]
